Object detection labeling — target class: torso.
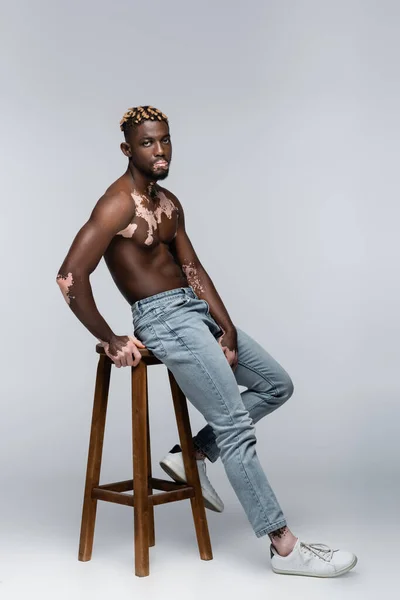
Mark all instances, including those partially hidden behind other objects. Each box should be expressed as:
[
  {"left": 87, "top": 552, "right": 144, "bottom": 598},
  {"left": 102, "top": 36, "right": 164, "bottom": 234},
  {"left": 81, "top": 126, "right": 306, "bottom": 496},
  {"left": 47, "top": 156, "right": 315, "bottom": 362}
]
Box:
[
  {"left": 103, "top": 177, "right": 188, "bottom": 304},
  {"left": 116, "top": 188, "right": 178, "bottom": 246}
]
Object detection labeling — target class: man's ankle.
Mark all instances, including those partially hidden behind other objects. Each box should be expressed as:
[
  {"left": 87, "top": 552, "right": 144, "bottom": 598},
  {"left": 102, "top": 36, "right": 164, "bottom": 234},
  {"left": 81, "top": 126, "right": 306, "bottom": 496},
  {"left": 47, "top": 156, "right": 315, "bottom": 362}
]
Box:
[
  {"left": 268, "top": 526, "right": 297, "bottom": 556},
  {"left": 194, "top": 448, "right": 207, "bottom": 460},
  {"left": 272, "top": 542, "right": 296, "bottom": 557}
]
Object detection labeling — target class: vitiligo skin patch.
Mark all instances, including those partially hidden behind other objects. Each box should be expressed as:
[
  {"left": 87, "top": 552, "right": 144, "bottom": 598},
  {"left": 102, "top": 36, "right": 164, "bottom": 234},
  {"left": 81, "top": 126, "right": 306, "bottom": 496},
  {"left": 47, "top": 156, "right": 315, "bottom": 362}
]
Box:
[
  {"left": 98, "top": 338, "right": 129, "bottom": 361},
  {"left": 117, "top": 189, "right": 178, "bottom": 245},
  {"left": 56, "top": 272, "right": 76, "bottom": 304},
  {"left": 218, "top": 338, "right": 237, "bottom": 362},
  {"left": 182, "top": 261, "right": 205, "bottom": 295},
  {"left": 154, "top": 190, "right": 177, "bottom": 222},
  {"left": 117, "top": 223, "right": 138, "bottom": 238}
]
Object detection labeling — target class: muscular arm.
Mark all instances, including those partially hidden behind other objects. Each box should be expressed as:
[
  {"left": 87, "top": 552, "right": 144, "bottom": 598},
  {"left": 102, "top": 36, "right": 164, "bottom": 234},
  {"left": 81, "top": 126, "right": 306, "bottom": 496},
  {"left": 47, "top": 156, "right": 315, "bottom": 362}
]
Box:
[
  {"left": 166, "top": 190, "right": 235, "bottom": 336},
  {"left": 56, "top": 192, "right": 134, "bottom": 343}
]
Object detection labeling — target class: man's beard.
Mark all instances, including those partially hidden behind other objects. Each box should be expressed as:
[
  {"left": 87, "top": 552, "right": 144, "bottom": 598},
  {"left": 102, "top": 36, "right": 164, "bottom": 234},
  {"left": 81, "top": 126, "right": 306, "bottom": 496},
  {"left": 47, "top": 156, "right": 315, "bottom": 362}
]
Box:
[
  {"left": 152, "top": 169, "right": 169, "bottom": 181},
  {"left": 139, "top": 164, "right": 170, "bottom": 181}
]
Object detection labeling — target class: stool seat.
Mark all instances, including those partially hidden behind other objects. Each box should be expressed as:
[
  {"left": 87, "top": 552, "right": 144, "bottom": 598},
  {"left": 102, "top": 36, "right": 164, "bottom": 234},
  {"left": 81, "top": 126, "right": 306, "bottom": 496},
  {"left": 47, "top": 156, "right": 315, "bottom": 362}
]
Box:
[{"left": 78, "top": 344, "right": 213, "bottom": 577}]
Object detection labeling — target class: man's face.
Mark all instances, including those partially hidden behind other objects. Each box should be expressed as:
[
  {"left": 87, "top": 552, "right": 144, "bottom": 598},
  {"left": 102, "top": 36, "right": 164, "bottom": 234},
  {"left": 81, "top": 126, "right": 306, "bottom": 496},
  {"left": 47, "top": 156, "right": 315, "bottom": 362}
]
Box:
[{"left": 124, "top": 120, "right": 172, "bottom": 181}]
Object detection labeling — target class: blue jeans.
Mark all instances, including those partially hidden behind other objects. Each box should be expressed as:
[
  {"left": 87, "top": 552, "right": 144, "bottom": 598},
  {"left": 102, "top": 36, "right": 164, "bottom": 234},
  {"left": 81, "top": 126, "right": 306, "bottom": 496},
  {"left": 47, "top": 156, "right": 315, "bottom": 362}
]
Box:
[{"left": 131, "top": 286, "right": 293, "bottom": 538}]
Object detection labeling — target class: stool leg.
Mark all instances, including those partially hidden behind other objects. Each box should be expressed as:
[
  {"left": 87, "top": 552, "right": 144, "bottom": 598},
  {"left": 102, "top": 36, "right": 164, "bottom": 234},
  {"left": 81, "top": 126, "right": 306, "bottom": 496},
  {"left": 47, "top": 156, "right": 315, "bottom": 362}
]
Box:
[
  {"left": 146, "top": 386, "right": 156, "bottom": 547},
  {"left": 168, "top": 371, "right": 213, "bottom": 561},
  {"left": 78, "top": 354, "right": 111, "bottom": 561},
  {"left": 131, "top": 361, "right": 150, "bottom": 577}
]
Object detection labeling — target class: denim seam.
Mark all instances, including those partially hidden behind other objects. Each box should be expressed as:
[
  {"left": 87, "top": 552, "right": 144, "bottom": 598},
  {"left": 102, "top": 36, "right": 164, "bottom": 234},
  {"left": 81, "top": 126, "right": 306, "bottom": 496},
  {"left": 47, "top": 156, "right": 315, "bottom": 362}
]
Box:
[
  {"left": 157, "top": 317, "right": 273, "bottom": 529},
  {"left": 201, "top": 440, "right": 217, "bottom": 452},
  {"left": 193, "top": 440, "right": 219, "bottom": 463},
  {"left": 242, "top": 395, "right": 277, "bottom": 419},
  {"left": 135, "top": 322, "right": 167, "bottom": 358},
  {"left": 193, "top": 396, "right": 278, "bottom": 460},
  {"left": 237, "top": 360, "right": 279, "bottom": 397},
  {"left": 199, "top": 442, "right": 219, "bottom": 461},
  {"left": 132, "top": 287, "right": 192, "bottom": 312},
  {"left": 134, "top": 296, "right": 190, "bottom": 328},
  {"left": 148, "top": 322, "right": 167, "bottom": 358},
  {"left": 156, "top": 296, "right": 190, "bottom": 320},
  {"left": 193, "top": 434, "right": 219, "bottom": 461},
  {"left": 255, "top": 519, "right": 287, "bottom": 538}
]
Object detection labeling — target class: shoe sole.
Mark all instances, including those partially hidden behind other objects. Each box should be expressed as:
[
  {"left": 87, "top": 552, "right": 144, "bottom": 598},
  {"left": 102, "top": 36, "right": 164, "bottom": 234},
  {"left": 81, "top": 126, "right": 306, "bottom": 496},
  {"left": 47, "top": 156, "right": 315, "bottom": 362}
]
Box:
[
  {"left": 272, "top": 555, "right": 358, "bottom": 577},
  {"left": 159, "top": 458, "right": 223, "bottom": 513}
]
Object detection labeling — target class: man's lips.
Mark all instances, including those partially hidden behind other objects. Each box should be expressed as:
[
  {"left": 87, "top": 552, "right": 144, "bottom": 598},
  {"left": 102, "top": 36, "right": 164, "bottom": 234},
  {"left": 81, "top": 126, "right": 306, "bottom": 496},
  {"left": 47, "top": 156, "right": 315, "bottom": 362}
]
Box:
[{"left": 153, "top": 160, "right": 169, "bottom": 169}]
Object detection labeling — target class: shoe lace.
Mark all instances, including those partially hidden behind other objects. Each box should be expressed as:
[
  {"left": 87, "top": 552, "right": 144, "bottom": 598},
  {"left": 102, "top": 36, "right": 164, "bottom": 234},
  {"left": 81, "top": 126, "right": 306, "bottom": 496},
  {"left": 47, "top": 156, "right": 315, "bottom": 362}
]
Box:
[{"left": 300, "top": 542, "right": 338, "bottom": 562}]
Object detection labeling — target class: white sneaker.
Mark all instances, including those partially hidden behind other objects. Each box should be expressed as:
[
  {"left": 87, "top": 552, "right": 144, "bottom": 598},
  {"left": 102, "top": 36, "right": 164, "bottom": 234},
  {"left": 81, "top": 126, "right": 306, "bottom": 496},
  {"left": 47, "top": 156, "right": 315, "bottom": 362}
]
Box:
[
  {"left": 159, "top": 446, "right": 224, "bottom": 512},
  {"left": 270, "top": 538, "right": 358, "bottom": 577}
]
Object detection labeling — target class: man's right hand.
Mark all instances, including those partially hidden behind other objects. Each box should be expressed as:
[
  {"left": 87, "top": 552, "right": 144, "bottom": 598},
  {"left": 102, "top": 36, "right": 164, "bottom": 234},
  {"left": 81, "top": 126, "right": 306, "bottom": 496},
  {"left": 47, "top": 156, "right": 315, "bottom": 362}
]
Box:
[{"left": 98, "top": 334, "right": 146, "bottom": 368}]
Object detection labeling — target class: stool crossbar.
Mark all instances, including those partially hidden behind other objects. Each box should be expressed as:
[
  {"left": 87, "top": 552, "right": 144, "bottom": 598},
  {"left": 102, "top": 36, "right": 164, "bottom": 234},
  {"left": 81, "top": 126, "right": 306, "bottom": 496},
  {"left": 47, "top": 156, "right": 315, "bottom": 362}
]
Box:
[{"left": 78, "top": 345, "right": 213, "bottom": 577}]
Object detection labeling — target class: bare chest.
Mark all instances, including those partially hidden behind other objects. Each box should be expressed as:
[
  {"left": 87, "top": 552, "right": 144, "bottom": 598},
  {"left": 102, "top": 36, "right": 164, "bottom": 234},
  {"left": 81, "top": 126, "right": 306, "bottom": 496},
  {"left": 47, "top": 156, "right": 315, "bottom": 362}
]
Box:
[{"left": 116, "top": 190, "right": 178, "bottom": 248}]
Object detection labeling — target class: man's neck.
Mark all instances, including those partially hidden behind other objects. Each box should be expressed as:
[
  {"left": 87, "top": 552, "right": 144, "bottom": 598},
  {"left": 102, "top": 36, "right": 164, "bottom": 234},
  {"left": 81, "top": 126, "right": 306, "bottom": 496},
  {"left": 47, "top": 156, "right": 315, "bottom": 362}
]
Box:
[{"left": 126, "top": 165, "right": 158, "bottom": 199}]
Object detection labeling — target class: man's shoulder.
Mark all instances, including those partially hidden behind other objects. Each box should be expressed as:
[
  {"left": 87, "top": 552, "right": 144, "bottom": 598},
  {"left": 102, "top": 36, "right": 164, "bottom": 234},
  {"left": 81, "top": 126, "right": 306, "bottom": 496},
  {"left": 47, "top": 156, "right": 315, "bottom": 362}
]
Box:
[
  {"left": 103, "top": 174, "right": 132, "bottom": 203},
  {"left": 157, "top": 185, "right": 183, "bottom": 211},
  {"left": 91, "top": 177, "right": 134, "bottom": 220}
]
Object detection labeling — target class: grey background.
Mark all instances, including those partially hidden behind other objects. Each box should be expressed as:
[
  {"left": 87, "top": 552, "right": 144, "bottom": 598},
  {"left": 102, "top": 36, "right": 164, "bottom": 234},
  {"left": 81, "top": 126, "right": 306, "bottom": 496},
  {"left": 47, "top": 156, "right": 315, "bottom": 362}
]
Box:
[{"left": 1, "top": 1, "right": 399, "bottom": 598}]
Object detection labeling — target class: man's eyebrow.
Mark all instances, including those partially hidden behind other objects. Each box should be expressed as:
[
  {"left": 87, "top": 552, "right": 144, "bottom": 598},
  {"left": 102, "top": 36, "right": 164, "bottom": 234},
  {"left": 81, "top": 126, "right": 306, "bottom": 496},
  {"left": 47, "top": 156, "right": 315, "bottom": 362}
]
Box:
[{"left": 138, "top": 133, "right": 170, "bottom": 142}]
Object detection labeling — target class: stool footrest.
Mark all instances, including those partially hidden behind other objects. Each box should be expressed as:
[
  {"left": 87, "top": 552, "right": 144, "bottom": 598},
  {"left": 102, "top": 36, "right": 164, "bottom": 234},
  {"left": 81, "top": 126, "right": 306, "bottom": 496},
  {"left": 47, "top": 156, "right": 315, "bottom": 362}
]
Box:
[
  {"left": 92, "top": 478, "right": 195, "bottom": 507},
  {"left": 97, "top": 479, "right": 134, "bottom": 492},
  {"left": 97, "top": 477, "right": 190, "bottom": 493}
]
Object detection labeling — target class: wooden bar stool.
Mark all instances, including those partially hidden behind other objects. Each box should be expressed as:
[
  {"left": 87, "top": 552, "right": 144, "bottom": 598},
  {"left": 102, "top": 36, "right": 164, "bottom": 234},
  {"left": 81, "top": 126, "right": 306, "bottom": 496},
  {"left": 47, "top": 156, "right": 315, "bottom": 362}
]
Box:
[{"left": 78, "top": 344, "right": 213, "bottom": 577}]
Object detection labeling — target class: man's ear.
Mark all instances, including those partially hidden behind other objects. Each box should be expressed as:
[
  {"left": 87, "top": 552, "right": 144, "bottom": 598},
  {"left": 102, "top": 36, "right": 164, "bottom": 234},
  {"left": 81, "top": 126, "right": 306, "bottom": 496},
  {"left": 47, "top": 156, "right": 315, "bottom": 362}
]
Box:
[{"left": 120, "top": 142, "right": 132, "bottom": 158}]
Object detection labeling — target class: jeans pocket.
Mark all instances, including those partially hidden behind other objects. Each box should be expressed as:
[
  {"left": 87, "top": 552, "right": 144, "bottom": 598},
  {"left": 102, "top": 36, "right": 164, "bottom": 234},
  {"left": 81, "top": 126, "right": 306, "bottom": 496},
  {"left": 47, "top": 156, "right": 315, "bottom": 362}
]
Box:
[{"left": 133, "top": 321, "right": 167, "bottom": 359}]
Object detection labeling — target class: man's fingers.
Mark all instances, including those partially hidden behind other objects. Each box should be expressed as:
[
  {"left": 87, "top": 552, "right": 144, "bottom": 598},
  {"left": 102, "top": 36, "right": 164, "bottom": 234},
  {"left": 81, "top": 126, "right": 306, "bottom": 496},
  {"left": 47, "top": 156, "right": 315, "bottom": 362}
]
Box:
[
  {"left": 221, "top": 347, "right": 238, "bottom": 370},
  {"left": 125, "top": 350, "right": 134, "bottom": 367},
  {"left": 132, "top": 349, "right": 142, "bottom": 367},
  {"left": 105, "top": 345, "right": 142, "bottom": 368},
  {"left": 128, "top": 339, "right": 144, "bottom": 366},
  {"left": 131, "top": 337, "right": 145, "bottom": 350},
  {"left": 129, "top": 335, "right": 146, "bottom": 348},
  {"left": 114, "top": 348, "right": 125, "bottom": 367},
  {"left": 119, "top": 351, "right": 128, "bottom": 367}
]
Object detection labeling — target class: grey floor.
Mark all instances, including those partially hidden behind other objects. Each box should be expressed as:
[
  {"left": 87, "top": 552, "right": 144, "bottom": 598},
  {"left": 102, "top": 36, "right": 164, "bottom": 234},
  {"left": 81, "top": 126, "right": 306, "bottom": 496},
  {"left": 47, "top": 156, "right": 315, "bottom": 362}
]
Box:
[{"left": 1, "top": 471, "right": 397, "bottom": 600}]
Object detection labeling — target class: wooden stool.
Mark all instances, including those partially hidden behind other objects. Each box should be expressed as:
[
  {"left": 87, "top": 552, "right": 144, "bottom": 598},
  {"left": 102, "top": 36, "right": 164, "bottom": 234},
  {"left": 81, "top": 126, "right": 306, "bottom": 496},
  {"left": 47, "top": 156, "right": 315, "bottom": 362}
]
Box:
[{"left": 78, "top": 344, "right": 213, "bottom": 577}]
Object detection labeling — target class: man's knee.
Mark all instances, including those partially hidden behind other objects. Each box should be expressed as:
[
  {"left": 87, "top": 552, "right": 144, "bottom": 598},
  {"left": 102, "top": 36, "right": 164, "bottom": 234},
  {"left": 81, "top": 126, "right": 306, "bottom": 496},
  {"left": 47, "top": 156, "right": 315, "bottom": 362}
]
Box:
[
  {"left": 273, "top": 369, "right": 294, "bottom": 403},
  {"left": 283, "top": 375, "right": 294, "bottom": 401}
]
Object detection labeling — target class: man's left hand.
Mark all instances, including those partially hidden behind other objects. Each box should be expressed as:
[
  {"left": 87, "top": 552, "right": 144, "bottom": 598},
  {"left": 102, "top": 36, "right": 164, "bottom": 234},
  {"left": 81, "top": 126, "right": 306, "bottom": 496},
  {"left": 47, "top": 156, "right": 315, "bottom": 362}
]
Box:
[{"left": 217, "top": 327, "right": 238, "bottom": 372}]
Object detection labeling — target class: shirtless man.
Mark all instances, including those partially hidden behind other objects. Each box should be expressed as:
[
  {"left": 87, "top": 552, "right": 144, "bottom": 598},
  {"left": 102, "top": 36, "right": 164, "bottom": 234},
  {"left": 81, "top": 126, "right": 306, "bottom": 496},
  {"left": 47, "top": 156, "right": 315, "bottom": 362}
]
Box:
[{"left": 56, "top": 105, "right": 357, "bottom": 577}]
